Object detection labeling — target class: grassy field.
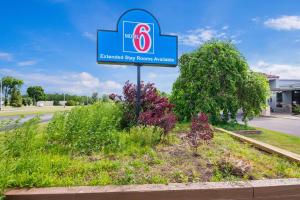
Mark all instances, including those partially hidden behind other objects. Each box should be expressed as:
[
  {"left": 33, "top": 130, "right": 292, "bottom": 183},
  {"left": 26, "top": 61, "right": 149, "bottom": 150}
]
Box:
[
  {"left": 244, "top": 127, "right": 300, "bottom": 155},
  {"left": 0, "top": 106, "right": 73, "bottom": 117}
]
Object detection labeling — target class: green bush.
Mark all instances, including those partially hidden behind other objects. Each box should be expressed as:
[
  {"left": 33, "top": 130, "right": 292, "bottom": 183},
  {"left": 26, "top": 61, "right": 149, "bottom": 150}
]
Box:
[
  {"left": 293, "top": 105, "right": 300, "bottom": 114},
  {"left": 22, "top": 97, "right": 33, "bottom": 106},
  {"left": 53, "top": 100, "right": 60, "bottom": 106},
  {"left": 65, "top": 100, "right": 77, "bottom": 106},
  {"left": 47, "top": 102, "right": 123, "bottom": 154}
]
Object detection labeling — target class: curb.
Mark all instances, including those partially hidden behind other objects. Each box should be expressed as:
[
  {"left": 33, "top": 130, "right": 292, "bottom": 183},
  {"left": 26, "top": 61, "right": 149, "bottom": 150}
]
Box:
[
  {"left": 5, "top": 179, "right": 300, "bottom": 200},
  {"left": 215, "top": 127, "right": 300, "bottom": 163}
]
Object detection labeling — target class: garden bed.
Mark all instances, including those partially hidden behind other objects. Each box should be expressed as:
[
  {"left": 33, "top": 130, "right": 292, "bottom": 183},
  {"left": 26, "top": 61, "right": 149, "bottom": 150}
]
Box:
[
  {"left": 1, "top": 123, "right": 299, "bottom": 197},
  {"left": 0, "top": 103, "right": 300, "bottom": 198}
]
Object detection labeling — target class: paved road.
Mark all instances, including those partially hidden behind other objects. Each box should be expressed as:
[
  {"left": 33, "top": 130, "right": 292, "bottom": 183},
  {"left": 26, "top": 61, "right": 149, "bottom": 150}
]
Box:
[
  {"left": 245, "top": 117, "right": 300, "bottom": 137},
  {"left": 0, "top": 113, "right": 53, "bottom": 131}
]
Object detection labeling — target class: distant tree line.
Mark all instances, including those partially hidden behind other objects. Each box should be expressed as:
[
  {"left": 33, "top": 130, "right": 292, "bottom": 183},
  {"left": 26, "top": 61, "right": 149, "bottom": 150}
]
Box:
[{"left": 1, "top": 76, "right": 108, "bottom": 107}]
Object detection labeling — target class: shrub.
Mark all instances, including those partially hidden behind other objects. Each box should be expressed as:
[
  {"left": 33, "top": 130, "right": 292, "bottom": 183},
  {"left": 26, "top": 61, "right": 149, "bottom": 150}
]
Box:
[
  {"left": 22, "top": 97, "right": 33, "bottom": 106},
  {"left": 293, "top": 105, "right": 300, "bottom": 114},
  {"left": 47, "top": 102, "right": 123, "bottom": 154},
  {"left": 187, "top": 113, "right": 214, "bottom": 151},
  {"left": 66, "top": 100, "right": 77, "bottom": 106},
  {"left": 53, "top": 100, "right": 60, "bottom": 106},
  {"left": 110, "top": 81, "right": 177, "bottom": 134}
]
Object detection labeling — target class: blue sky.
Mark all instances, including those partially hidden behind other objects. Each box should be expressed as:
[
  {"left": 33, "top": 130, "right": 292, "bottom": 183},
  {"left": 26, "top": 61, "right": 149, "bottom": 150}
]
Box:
[{"left": 1, "top": 0, "right": 300, "bottom": 95}]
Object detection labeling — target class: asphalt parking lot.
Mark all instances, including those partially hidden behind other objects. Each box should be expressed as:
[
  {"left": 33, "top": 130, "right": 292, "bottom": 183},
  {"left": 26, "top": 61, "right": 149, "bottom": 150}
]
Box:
[{"left": 246, "top": 117, "right": 300, "bottom": 137}]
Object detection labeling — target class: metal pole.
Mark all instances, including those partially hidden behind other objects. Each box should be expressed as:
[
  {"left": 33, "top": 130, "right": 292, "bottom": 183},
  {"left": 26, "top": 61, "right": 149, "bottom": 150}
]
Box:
[
  {"left": 63, "top": 92, "right": 66, "bottom": 108},
  {"left": 0, "top": 79, "right": 2, "bottom": 111},
  {"left": 136, "top": 64, "right": 141, "bottom": 120}
]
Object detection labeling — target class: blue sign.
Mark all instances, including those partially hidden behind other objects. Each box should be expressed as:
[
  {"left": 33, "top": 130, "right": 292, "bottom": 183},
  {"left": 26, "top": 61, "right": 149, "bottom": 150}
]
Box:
[{"left": 97, "top": 9, "right": 178, "bottom": 67}]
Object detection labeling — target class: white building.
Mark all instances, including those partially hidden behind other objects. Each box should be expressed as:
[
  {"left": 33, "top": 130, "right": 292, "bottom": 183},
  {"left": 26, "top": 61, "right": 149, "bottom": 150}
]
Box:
[
  {"left": 36, "top": 101, "right": 54, "bottom": 107},
  {"left": 267, "top": 74, "right": 300, "bottom": 113}
]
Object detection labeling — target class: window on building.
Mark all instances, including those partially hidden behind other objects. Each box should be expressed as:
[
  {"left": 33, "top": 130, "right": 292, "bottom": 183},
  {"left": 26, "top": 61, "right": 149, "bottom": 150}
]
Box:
[
  {"left": 276, "top": 92, "right": 283, "bottom": 107},
  {"left": 292, "top": 90, "right": 300, "bottom": 105}
]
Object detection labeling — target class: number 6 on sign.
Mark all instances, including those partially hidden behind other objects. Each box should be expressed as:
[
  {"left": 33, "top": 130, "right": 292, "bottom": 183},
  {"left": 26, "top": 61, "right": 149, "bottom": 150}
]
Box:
[{"left": 133, "top": 23, "right": 152, "bottom": 53}]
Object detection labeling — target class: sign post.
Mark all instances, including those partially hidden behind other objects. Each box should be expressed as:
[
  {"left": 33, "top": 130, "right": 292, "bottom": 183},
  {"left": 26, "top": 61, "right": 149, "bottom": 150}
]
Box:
[
  {"left": 97, "top": 9, "right": 178, "bottom": 118},
  {"left": 136, "top": 64, "right": 141, "bottom": 117}
]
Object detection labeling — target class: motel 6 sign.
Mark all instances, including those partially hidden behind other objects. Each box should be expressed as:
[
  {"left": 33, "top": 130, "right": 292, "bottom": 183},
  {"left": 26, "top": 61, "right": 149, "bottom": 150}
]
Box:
[{"left": 97, "top": 9, "right": 178, "bottom": 66}]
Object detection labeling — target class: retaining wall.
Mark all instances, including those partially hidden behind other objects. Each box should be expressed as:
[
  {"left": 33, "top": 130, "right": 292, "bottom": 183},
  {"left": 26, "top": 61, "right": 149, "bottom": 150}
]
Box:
[{"left": 5, "top": 179, "right": 300, "bottom": 200}]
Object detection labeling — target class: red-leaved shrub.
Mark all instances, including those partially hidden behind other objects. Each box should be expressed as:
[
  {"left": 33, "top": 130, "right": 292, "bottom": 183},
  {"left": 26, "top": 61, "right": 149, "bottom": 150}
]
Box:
[
  {"left": 187, "top": 113, "right": 214, "bottom": 149},
  {"left": 110, "top": 81, "right": 177, "bottom": 134}
]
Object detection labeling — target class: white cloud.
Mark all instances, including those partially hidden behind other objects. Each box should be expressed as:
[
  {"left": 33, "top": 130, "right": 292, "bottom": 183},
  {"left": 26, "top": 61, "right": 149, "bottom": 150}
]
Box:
[
  {"left": 0, "top": 69, "right": 122, "bottom": 95},
  {"left": 82, "top": 31, "right": 96, "bottom": 41},
  {"left": 147, "top": 72, "right": 157, "bottom": 79},
  {"left": 264, "top": 16, "right": 300, "bottom": 30},
  {"left": 101, "top": 64, "right": 127, "bottom": 69},
  {"left": 17, "top": 60, "right": 37, "bottom": 66},
  {"left": 0, "top": 52, "right": 13, "bottom": 61},
  {"left": 100, "top": 80, "right": 122, "bottom": 90},
  {"left": 251, "top": 60, "right": 300, "bottom": 79},
  {"left": 177, "top": 27, "right": 238, "bottom": 47},
  {"left": 222, "top": 25, "right": 229, "bottom": 30}
]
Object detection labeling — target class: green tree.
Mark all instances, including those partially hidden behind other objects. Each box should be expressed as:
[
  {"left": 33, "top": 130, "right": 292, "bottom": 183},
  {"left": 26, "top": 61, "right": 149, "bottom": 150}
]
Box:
[
  {"left": 101, "top": 94, "right": 109, "bottom": 102},
  {"left": 66, "top": 100, "right": 77, "bottom": 106},
  {"left": 91, "top": 92, "right": 99, "bottom": 104},
  {"left": 27, "top": 86, "right": 45, "bottom": 104},
  {"left": 1, "top": 76, "right": 23, "bottom": 106},
  {"left": 22, "top": 96, "right": 33, "bottom": 106},
  {"left": 239, "top": 72, "right": 270, "bottom": 122},
  {"left": 171, "top": 40, "right": 269, "bottom": 123},
  {"left": 10, "top": 88, "right": 22, "bottom": 107}
]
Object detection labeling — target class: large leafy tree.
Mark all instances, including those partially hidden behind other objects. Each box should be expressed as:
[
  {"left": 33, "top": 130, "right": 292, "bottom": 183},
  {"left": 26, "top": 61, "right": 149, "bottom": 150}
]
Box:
[
  {"left": 27, "top": 86, "right": 45, "bottom": 104},
  {"left": 1, "top": 76, "right": 24, "bottom": 106},
  {"left": 239, "top": 71, "right": 270, "bottom": 122},
  {"left": 171, "top": 40, "right": 269, "bottom": 123},
  {"left": 10, "top": 87, "right": 22, "bottom": 107}
]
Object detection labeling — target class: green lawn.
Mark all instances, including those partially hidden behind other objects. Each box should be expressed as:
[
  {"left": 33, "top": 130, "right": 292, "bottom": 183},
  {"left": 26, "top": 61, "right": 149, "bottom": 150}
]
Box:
[
  {"left": 244, "top": 128, "right": 300, "bottom": 155},
  {"left": 0, "top": 106, "right": 73, "bottom": 117}
]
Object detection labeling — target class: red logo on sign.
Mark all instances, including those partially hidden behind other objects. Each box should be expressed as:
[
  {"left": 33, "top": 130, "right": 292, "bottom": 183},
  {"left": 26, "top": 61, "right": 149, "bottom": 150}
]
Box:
[{"left": 133, "top": 23, "right": 152, "bottom": 53}]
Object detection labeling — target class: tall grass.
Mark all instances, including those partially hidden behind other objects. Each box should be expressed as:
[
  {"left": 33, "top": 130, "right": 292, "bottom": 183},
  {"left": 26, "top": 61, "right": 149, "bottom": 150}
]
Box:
[
  {"left": 0, "top": 102, "right": 164, "bottom": 196},
  {"left": 47, "top": 102, "right": 123, "bottom": 154}
]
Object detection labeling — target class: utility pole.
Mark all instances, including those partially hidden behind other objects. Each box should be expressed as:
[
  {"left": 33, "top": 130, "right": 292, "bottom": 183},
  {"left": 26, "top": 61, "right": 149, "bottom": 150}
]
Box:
[
  {"left": 63, "top": 92, "right": 66, "bottom": 108},
  {"left": 0, "top": 79, "right": 2, "bottom": 111}
]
